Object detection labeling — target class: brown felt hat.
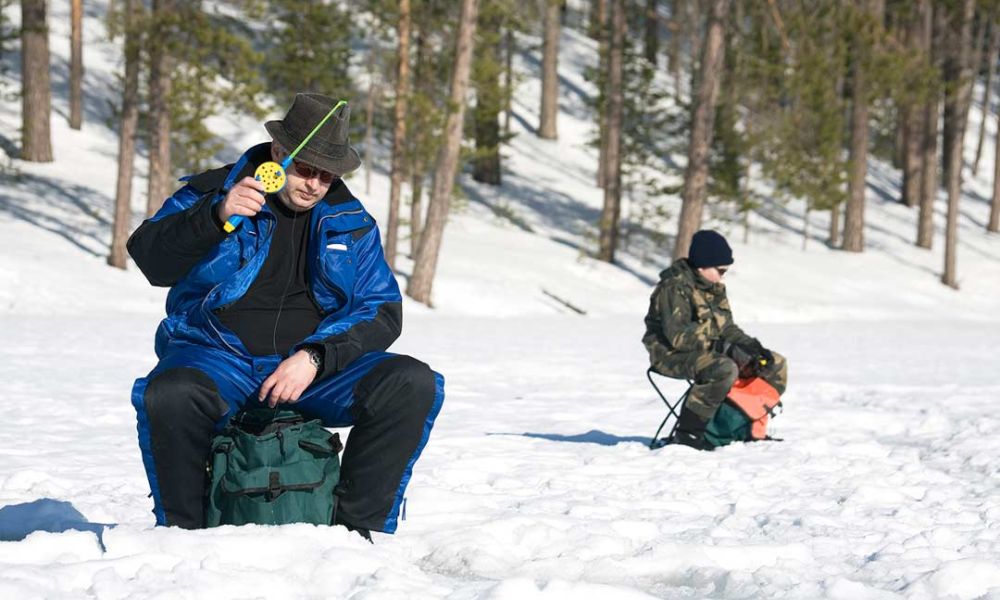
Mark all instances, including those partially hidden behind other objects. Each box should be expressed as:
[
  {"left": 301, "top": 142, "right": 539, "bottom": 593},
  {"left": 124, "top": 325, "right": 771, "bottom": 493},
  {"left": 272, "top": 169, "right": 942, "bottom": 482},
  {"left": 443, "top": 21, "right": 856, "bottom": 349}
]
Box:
[{"left": 265, "top": 93, "right": 362, "bottom": 175}]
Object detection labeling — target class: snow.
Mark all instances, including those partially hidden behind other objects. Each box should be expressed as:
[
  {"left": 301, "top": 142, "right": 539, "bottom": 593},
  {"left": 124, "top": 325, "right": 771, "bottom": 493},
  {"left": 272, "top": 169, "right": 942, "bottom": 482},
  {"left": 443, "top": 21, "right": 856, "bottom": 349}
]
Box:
[{"left": 1, "top": 0, "right": 999, "bottom": 598}]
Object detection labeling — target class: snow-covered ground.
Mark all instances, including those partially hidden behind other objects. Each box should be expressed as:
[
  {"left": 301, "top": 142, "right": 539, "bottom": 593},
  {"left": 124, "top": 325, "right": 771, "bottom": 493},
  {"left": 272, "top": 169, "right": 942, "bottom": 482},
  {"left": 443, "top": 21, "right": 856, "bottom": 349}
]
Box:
[{"left": 1, "top": 1, "right": 999, "bottom": 598}]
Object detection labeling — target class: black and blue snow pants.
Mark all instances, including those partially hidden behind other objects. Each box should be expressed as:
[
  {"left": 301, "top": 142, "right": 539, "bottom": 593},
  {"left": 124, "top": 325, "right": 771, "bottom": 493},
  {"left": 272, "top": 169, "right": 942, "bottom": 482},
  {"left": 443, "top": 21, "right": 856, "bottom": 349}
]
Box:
[{"left": 131, "top": 344, "right": 444, "bottom": 533}]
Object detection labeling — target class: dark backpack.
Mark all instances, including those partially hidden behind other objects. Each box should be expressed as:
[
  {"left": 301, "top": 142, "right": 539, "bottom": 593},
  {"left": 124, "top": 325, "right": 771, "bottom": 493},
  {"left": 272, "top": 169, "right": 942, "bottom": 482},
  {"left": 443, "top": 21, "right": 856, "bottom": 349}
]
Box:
[{"left": 205, "top": 409, "right": 342, "bottom": 527}]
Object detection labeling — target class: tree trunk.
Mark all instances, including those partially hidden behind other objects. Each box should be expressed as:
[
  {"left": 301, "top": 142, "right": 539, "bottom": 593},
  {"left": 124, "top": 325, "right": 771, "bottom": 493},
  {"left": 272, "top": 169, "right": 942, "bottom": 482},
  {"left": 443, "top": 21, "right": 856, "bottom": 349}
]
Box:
[
  {"left": 539, "top": 0, "right": 560, "bottom": 139},
  {"left": 409, "top": 27, "right": 431, "bottom": 257},
  {"left": 918, "top": 3, "right": 942, "bottom": 249},
  {"left": 504, "top": 27, "right": 514, "bottom": 137},
  {"left": 410, "top": 170, "right": 425, "bottom": 255},
  {"left": 364, "top": 48, "right": 378, "bottom": 197},
  {"left": 407, "top": 0, "right": 479, "bottom": 306},
  {"left": 672, "top": 0, "right": 729, "bottom": 259},
  {"left": 69, "top": 0, "right": 83, "bottom": 130},
  {"left": 473, "top": 6, "right": 502, "bottom": 186},
  {"left": 685, "top": 0, "right": 702, "bottom": 91},
  {"left": 596, "top": 0, "right": 609, "bottom": 188},
  {"left": 644, "top": 0, "right": 658, "bottom": 66},
  {"left": 901, "top": 102, "right": 924, "bottom": 207},
  {"left": 146, "top": 0, "right": 174, "bottom": 217},
  {"left": 21, "top": 0, "right": 53, "bottom": 162},
  {"left": 941, "top": 3, "right": 983, "bottom": 187},
  {"left": 597, "top": 0, "right": 625, "bottom": 262},
  {"left": 965, "top": 11, "right": 988, "bottom": 134},
  {"left": 941, "top": 0, "right": 976, "bottom": 289},
  {"left": 668, "top": 0, "right": 683, "bottom": 92},
  {"left": 973, "top": 23, "right": 998, "bottom": 176},
  {"left": 588, "top": 0, "right": 605, "bottom": 39},
  {"left": 843, "top": 0, "right": 883, "bottom": 253},
  {"left": 802, "top": 205, "right": 810, "bottom": 250},
  {"left": 829, "top": 203, "right": 841, "bottom": 247},
  {"left": 109, "top": 0, "right": 141, "bottom": 270},
  {"left": 385, "top": 0, "right": 411, "bottom": 270},
  {"left": 894, "top": 106, "right": 905, "bottom": 170},
  {"left": 901, "top": 0, "right": 928, "bottom": 207},
  {"left": 991, "top": 108, "right": 1000, "bottom": 230}
]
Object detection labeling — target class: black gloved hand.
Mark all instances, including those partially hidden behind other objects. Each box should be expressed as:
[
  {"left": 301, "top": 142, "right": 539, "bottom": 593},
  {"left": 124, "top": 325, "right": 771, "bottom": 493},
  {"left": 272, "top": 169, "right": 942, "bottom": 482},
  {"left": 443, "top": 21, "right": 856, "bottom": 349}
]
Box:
[
  {"left": 726, "top": 343, "right": 758, "bottom": 378},
  {"left": 732, "top": 338, "right": 772, "bottom": 379},
  {"left": 757, "top": 346, "right": 775, "bottom": 368}
]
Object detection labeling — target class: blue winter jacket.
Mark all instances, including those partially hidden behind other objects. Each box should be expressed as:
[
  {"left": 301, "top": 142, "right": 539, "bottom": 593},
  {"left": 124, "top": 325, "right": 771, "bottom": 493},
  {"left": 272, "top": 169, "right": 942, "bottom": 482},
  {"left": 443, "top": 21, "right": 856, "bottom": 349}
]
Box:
[{"left": 127, "top": 143, "right": 402, "bottom": 372}]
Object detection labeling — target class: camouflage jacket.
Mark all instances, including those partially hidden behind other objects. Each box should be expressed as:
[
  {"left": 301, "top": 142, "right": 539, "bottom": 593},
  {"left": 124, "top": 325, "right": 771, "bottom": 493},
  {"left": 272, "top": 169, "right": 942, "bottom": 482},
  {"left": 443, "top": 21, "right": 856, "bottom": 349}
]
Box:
[{"left": 642, "top": 258, "right": 754, "bottom": 356}]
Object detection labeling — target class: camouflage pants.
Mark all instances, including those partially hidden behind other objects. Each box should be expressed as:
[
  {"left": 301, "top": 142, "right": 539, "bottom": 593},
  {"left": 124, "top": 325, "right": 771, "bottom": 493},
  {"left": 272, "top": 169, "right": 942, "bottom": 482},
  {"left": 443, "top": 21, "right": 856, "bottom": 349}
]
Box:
[{"left": 650, "top": 348, "right": 788, "bottom": 424}]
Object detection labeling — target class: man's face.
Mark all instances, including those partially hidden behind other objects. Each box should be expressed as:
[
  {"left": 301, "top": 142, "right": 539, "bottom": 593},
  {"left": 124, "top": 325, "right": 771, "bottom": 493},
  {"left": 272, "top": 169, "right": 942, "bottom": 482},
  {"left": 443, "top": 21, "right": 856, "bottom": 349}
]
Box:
[
  {"left": 697, "top": 265, "right": 728, "bottom": 284},
  {"left": 270, "top": 142, "right": 338, "bottom": 212}
]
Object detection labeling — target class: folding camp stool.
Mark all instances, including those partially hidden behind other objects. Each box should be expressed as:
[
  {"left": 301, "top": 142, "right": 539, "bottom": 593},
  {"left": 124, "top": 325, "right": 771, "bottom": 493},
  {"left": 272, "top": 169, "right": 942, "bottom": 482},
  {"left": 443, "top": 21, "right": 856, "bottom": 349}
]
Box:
[{"left": 647, "top": 367, "right": 693, "bottom": 450}]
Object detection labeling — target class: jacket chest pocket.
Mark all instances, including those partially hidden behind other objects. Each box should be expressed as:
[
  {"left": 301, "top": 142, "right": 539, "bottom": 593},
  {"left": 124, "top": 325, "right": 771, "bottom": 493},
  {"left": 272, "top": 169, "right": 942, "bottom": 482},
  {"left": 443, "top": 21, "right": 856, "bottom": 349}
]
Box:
[
  {"left": 318, "top": 230, "right": 357, "bottom": 295},
  {"left": 314, "top": 211, "right": 371, "bottom": 305}
]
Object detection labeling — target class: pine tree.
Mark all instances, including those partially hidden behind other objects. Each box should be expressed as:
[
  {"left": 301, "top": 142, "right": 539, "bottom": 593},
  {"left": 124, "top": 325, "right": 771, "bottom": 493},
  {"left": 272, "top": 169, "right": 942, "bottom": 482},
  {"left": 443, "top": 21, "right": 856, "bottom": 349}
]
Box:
[
  {"left": 673, "top": 0, "right": 729, "bottom": 259},
  {"left": 385, "top": 0, "right": 412, "bottom": 270},
  {"left": 843, "top": 0, "right": 884, "bottom": 254},
  {"left": 644, "top": 0, "right": 658, "bottom": 66},
  {"left": 900, "top": 0, "right": 931, "bottom": 208},
  {"left": 918, "top": 3, "right": 943, "bottom": 249},
  {"left": 407, "top": 0, "right": 479, "bottom": 305},
  {"left": 406, "top": 1, "right": 453, "bottom": 257},
  {"left": 109, "top": 0, "right": 142, "bottom": 270},
  {"left": 752, "top": 2, "right": 849, "bottom": 250},
  {"left": 69, "top": 0, "right": 83, "bottom": 130},
  {"left": 991, "top": 110, "right": 1000, "bottom": 229},
  {"left": 471, "top": 1, "right": 502, "bottom": 185},
  {"left": 263, "top": 0, "right": 353, "bottom": 109},
  {"left": 941, "top": 0, "right": 976, "bottom": 289},
  {"left": 973, "top": 20, "right": 999, "bottom": 176},
  {"left": 597, "top": 0, "right": 625, "bottom": 262},
  {"left": 146, "top": 0, "right": 174, "bottom": 216},
  {"left": 146, "top": 2, "right": 265, "bottom": 211},
  {"left": 539, "top": 0, "right": 560, "bottom": 139},
  {"left": 595, "top": 0, "right": 609, "bottom": 188},
  {"left": 20, "top": 0, "right": 53, "bottom": 162}
]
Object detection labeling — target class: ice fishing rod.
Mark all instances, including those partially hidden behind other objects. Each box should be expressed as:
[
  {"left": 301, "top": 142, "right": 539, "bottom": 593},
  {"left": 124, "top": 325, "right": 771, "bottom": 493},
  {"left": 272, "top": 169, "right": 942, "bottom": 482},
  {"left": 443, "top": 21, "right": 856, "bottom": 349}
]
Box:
[{"left": 223, "top": 99, "right": 348, "bottom": 233}]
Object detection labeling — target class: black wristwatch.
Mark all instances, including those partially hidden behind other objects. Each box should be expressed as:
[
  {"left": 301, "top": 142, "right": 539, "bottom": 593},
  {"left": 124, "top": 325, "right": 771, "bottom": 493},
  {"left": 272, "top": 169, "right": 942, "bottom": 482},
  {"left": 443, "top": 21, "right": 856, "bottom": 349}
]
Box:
[{"left": 303, "top": 346, "right": 323, "bottom": 372}]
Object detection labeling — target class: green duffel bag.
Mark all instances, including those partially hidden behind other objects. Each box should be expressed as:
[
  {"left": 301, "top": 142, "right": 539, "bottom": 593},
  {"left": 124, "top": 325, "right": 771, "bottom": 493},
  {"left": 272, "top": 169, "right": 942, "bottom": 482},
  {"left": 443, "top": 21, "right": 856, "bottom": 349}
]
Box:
[
  {"left": 205, "top": 409, "right": 342, "bottom": 527},
  {"left": 703, "top": 400, "right": 753, "bottom": 448}
]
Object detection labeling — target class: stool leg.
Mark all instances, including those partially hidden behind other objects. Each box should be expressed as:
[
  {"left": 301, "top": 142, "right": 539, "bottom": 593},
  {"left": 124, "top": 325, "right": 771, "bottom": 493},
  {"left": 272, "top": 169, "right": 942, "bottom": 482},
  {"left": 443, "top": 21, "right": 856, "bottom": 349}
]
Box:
[{"left": 647, "top": 369, "right": 693, "bottom": 450}]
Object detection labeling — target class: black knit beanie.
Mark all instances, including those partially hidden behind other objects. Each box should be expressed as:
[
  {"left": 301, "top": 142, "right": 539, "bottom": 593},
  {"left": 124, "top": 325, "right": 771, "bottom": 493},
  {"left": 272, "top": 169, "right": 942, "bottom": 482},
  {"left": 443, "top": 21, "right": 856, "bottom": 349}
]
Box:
[{"left": 687, "top": 230, "right": 733, "bottom": 269}]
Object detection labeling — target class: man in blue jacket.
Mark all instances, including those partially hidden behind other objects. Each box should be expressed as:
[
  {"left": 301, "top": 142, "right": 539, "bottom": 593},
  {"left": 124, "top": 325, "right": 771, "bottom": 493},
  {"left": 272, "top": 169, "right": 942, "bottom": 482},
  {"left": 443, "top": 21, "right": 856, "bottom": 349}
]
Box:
[{"left": 127, "top": 94, "right": 444, "bottom": 539}]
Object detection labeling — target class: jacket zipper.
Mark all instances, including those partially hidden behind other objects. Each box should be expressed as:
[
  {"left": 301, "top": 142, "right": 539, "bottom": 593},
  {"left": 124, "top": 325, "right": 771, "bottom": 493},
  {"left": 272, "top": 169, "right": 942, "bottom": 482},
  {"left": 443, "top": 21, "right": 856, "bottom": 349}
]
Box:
[{"left": 316, "top": 208, "right": 365, "bottom": 233}]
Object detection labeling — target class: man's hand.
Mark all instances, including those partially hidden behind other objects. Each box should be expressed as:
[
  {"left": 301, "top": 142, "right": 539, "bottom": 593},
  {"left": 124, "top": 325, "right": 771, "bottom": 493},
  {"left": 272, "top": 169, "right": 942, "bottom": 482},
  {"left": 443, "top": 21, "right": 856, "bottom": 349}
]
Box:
[
  {"left": 758, "top": 346, "right": 775, "bottom": 367},
  {"left": 259, "top": 350, "right": 320, "bottom": 408},
  {"left": 217, "top": 176, "right": 266, "bottom": 224}
]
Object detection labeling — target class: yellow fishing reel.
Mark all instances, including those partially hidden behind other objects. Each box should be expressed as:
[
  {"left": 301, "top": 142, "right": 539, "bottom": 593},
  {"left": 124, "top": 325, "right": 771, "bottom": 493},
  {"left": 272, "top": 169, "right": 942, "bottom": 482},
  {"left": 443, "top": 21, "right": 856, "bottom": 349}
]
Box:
[
  {"left": 223, "top": 159, "right": 292, "bottom": 232},
  {"left": 254, "top": 161, "right": 287, "bottom": 194}
]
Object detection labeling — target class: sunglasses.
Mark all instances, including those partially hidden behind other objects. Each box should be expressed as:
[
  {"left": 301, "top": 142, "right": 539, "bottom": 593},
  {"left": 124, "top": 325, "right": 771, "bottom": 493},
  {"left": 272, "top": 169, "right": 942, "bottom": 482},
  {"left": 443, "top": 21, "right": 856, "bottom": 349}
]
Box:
[{"left": 290, "top": 158, "right": 339, "bottom": 184}]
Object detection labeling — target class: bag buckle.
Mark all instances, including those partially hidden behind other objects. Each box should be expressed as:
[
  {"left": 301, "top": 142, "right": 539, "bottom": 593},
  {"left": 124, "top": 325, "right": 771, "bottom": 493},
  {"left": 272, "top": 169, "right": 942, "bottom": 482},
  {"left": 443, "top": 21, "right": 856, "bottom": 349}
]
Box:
[{"left": 267, "top": 471, "right": 283, "bottom": 501}]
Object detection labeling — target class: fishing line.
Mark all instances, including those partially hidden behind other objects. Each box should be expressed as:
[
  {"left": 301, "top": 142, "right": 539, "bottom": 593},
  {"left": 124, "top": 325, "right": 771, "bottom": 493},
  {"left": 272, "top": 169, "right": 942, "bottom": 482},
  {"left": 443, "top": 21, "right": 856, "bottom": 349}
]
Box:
[{"left": 267, "top": 204, "right": 298, "bottom": 413}]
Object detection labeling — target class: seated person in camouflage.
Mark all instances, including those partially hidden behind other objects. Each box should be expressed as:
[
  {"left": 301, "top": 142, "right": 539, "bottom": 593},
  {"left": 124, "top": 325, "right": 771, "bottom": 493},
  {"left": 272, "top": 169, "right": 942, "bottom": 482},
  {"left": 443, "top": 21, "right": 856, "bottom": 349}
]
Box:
[{"left": 642, "top": 230, "right": 788, "bottom": 451}]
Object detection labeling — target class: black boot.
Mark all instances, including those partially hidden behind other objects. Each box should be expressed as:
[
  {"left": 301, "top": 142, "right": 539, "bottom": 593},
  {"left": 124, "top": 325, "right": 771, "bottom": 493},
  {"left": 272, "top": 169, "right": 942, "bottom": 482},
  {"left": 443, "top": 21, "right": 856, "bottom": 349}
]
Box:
[
  {"left": 335, "top": 514, "right": 373, "bottom": 543},
  {"left": 671, "top": 408, "right": 715, "bottom": 451},
  {"left": 670, "top": 428, "right": 715, "bottom": 452}
]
